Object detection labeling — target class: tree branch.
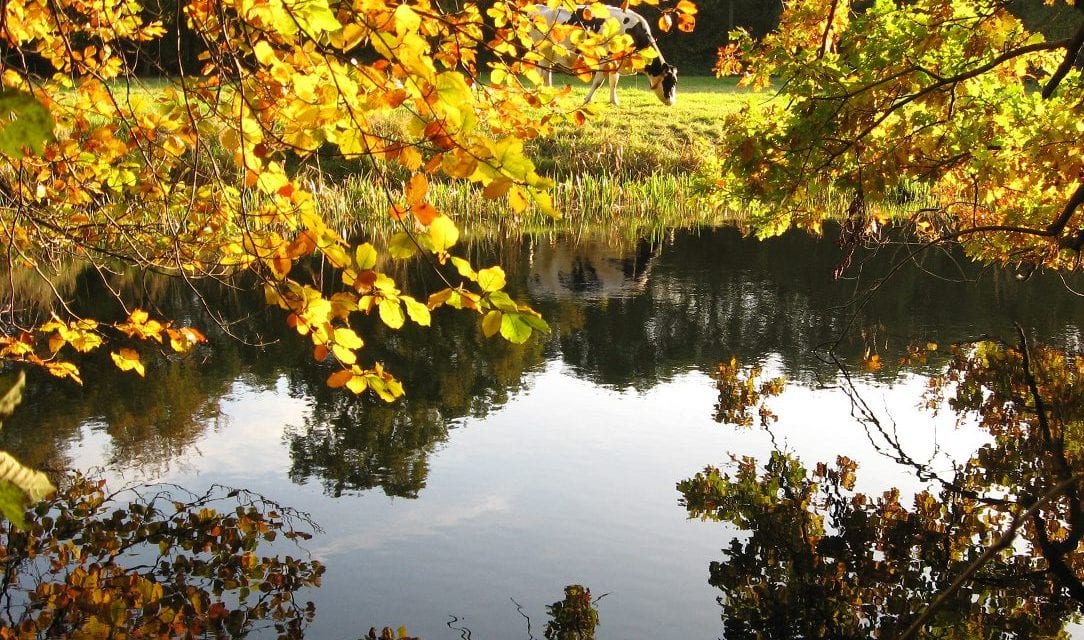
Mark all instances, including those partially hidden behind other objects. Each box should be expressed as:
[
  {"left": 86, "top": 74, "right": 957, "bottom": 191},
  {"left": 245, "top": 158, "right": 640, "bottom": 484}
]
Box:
[
  {"left": 1041, "top": 21, "right": 1084, "bottom": 99},
  {"left": 1049, "top": 182, "right": 1084, "bottom": 246},
  {"left": 819, "top": 0, "right": 841, "bottom": 59},
  {"left": 821, "top": 39, "right": 1069, "bottom": 171}
]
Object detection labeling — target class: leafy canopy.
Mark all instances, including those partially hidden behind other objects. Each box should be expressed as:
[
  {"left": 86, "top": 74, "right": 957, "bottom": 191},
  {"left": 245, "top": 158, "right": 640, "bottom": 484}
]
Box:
[
  {"left": 714, "top": 0, "right": 1083, "bottom": 268},
  {"left": 0, "top": 0, "right": 694, "bottom": 396}
]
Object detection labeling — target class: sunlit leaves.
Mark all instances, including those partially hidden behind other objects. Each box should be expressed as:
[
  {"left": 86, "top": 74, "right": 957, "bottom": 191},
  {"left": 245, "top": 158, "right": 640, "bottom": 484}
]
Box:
[
  {"left": 110, "top": 348, "right": 146, "bottom": 377},
  {"left": 713, "top": 0, "right": 1084, "bottom": 268},
  {"left": 326, "top": 363, "right": 405, "bottom": 401},
  {"left": 0, "top": 90, "right": 54, "bottom": 156},
  {"left": 0, "top": 0, "right": 577, "bottom": 400}
]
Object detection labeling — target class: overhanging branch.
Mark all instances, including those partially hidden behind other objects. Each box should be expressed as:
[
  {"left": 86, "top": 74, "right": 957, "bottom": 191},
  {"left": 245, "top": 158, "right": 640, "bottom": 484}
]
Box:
[{"left": 1042, "top": 21, "right": 1084, "bottom": 99}]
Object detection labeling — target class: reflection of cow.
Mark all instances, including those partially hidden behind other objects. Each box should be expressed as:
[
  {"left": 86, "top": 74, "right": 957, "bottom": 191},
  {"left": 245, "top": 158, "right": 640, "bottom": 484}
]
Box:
[
  {"left": 527, "top": 238, "right": 657, "bottom": 300},
  {"left": 530, "top": 5, "right": 678, "bottom": 106}
]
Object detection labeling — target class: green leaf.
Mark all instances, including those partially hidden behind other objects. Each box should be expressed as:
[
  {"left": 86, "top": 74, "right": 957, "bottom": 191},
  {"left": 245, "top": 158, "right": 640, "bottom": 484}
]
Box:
[
  {"left": 388, "top": 232, "right": 417, "bottom": 259},
  {"left": 0, "top": 90, "right": 54, "bottom": 157},
  {"left": 477, "top": 266, "right": 506, "bottom": 292},
  {"left": 499, "top": 312, "right": 533, "bottom": 344},
  {"left": 403, "top": 296, "right": 431, "bottom": 326}
]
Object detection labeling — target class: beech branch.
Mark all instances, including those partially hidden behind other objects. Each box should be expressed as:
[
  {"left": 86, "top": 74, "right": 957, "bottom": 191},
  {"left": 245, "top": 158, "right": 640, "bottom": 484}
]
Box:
[{"left": 1042, "top": 21, "right": 1084, "bottom": 99}]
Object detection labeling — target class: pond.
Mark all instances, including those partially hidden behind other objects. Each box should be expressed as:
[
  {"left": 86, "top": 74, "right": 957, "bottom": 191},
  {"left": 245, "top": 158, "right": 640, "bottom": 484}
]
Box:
[{"left": 7, "top": 226, "right": 1084, "bottom": 638}]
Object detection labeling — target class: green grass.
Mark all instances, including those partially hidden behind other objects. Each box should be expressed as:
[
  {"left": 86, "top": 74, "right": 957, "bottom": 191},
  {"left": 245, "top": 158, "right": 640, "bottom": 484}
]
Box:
[
  {"left": 313, "top": 75, "right": 762, "bottom": 238},
  {"left": 528, "top": 75, "right": 754, "bottom": 178},
  {"left": 97, "top": 74, "right": 763, "bottom": 237}
]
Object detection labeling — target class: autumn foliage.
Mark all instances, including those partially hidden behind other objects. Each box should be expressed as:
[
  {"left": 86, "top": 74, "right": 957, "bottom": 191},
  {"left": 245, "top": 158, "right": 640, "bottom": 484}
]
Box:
[
  {"left": 715, "top": 0, "right": 1083, "bottom": 269},
  {"left": 0, "top": 0, "right": 695, "bottom": 398}
]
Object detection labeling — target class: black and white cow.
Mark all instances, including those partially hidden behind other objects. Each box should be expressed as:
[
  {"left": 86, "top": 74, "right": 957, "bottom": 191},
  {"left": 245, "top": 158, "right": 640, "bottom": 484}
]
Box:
[{"left": 530, "top": 4, "right": 677, "bottom": 106}]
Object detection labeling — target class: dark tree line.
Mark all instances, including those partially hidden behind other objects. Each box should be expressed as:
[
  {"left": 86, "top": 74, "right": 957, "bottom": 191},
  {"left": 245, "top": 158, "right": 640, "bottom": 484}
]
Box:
[{"left": 10, "top": 0, "right": 1074, "bottom": 79}]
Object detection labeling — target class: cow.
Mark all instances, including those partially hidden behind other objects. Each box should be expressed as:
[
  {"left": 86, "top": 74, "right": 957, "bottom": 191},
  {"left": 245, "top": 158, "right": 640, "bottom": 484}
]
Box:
[{"left": 529, "top": 4, "right": 677, "bottom": 106}]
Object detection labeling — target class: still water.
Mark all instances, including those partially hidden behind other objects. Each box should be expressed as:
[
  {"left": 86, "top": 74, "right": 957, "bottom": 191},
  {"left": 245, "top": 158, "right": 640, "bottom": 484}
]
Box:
[{"left": 8, "top": 227, "right": 1084, "bottom": 637}]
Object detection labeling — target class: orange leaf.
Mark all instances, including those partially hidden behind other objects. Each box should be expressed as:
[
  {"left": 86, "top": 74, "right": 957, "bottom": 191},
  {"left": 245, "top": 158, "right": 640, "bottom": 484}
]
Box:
[
  {"left": 658, "top": 14, "right": 673, "bottom": 32},
  {"left": 413, "top": 202, "right": 439, "bottom": 225},
  {"left": 287, "top": 231, "right": 316, "bottom": 258},
  {"left": 389, "top": 203, "right": 410, "bottom": 220},
  {"left": 406, "top": 173, "right": 428, "bottom": 205},
  {"left": 327, "top": 369, "right": 353, "bottom": 388}
]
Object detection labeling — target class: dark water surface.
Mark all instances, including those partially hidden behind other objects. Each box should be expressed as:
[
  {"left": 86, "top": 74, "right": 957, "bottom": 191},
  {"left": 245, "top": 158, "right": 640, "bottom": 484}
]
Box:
[{"left": 9, "top": 227, "right": 1084, "bottom": 638}]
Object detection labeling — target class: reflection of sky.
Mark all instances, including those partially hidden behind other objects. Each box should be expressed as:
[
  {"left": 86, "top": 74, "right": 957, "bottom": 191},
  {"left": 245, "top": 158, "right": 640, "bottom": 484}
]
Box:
[{"left": 67, "top": 357, "right": 996, "bottom": 639}]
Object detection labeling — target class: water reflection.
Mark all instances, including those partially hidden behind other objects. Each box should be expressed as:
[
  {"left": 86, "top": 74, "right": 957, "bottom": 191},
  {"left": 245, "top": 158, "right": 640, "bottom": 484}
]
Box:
[
  {"left": 5, "top": 228, "right": 1084, "bottom": 637},
  {"left": 0, "top": 475, "right": 323, "bottom": 637},
  {"left": 680, "top": 334, "right": 1084, "bottom": 638},
  {"left": 7, "top": 228, "right": 1084, "bottom": 494}
]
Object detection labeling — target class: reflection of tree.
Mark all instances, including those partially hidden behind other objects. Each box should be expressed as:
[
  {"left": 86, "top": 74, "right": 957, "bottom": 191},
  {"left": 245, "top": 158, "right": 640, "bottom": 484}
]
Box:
[
  {"left": 0, "top": 475, "right": 323, "bottom": 638},
  {"left": 283, "top": 314, "right": 546, "bottom": 498},
  {"left": 532, "top": 228, "right": 1084, "bottom": 390},
  {"left": 543, "top": 584, "right": 600, "bottom": 640},
  {"left": 10, "top": 230, "right": 1084, "bottom": 502},
  {"left": 680, "top": 335, "right": 1084, "bottom": 638}
]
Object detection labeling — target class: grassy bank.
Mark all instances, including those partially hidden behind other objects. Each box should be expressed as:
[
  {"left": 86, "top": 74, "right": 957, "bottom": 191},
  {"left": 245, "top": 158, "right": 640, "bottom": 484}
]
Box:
[
  {"left": 315, "top": 75, "right": 760, "bottom": 238},
  {"left": 104, "top": 75, "right": 758, "bottom": 236}
]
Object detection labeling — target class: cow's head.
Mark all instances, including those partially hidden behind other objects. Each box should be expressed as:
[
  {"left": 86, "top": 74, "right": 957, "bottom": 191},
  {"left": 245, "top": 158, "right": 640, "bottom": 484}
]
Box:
[{"left": 646, "top": 61, "right": 677, "bottom": 106}]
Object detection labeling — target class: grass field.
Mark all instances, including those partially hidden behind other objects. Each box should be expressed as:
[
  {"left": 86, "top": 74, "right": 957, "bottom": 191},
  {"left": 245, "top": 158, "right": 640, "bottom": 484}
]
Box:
[
  {"left": 528, "top": 75, "right": 755, "bottom": 178},
  {"left": 104, "top": 74, "right": 762, "bottom": 234},
  {"left": 319, "top": 74, "right": 765, "bottom": 236}
]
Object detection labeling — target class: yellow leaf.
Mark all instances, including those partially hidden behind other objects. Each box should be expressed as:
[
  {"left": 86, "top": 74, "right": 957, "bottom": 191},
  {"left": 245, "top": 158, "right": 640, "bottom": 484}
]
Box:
[
  {"left": 110, "top": 348, "right": 145, "bottom": 377},
  {"left": 449, "top": 256, "right": 477, "bottom": 280},
  {"left": 393, "top": 4, "right": 422, "bottom": 34},
  {"left": 403, "top": 296, "right": 431, "bottom": 326},
  {"left": 346, "top": 374, "right": 368, "bottom": 394},
  {"left": 334, "top": 327, "right": 364, "bottom": 350},
  {"left": 379, "top": 299, "right": 406, "bottom": 329},
  {"left": 253, "top": 41, "right": 276, "bottom": 65},
  {"left": 428, "top": 215, "right": 459, "bottom": 252},
  {"left": 332, "top": 343, "right": 358, "bottom": 365},
  {"left": 477, "top": 266, "right": 506, "bottom": 292},
  {"left": 482, "top": 310, "right": 502, "bottom": 337},
  {"left": 508, "top": 186, "right": 528, "bottom": 213}
]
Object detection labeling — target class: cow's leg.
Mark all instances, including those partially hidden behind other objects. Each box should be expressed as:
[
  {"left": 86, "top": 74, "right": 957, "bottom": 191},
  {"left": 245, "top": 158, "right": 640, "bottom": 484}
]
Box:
[
  {"left": 583, "top": 71, "right": 606, "bottom": 104},
  {"left": 608, "top": 72, "right": 619, "bottom": 105},
  {"left": 543, "top": 66, "right": 553, "bottom": 87}
]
